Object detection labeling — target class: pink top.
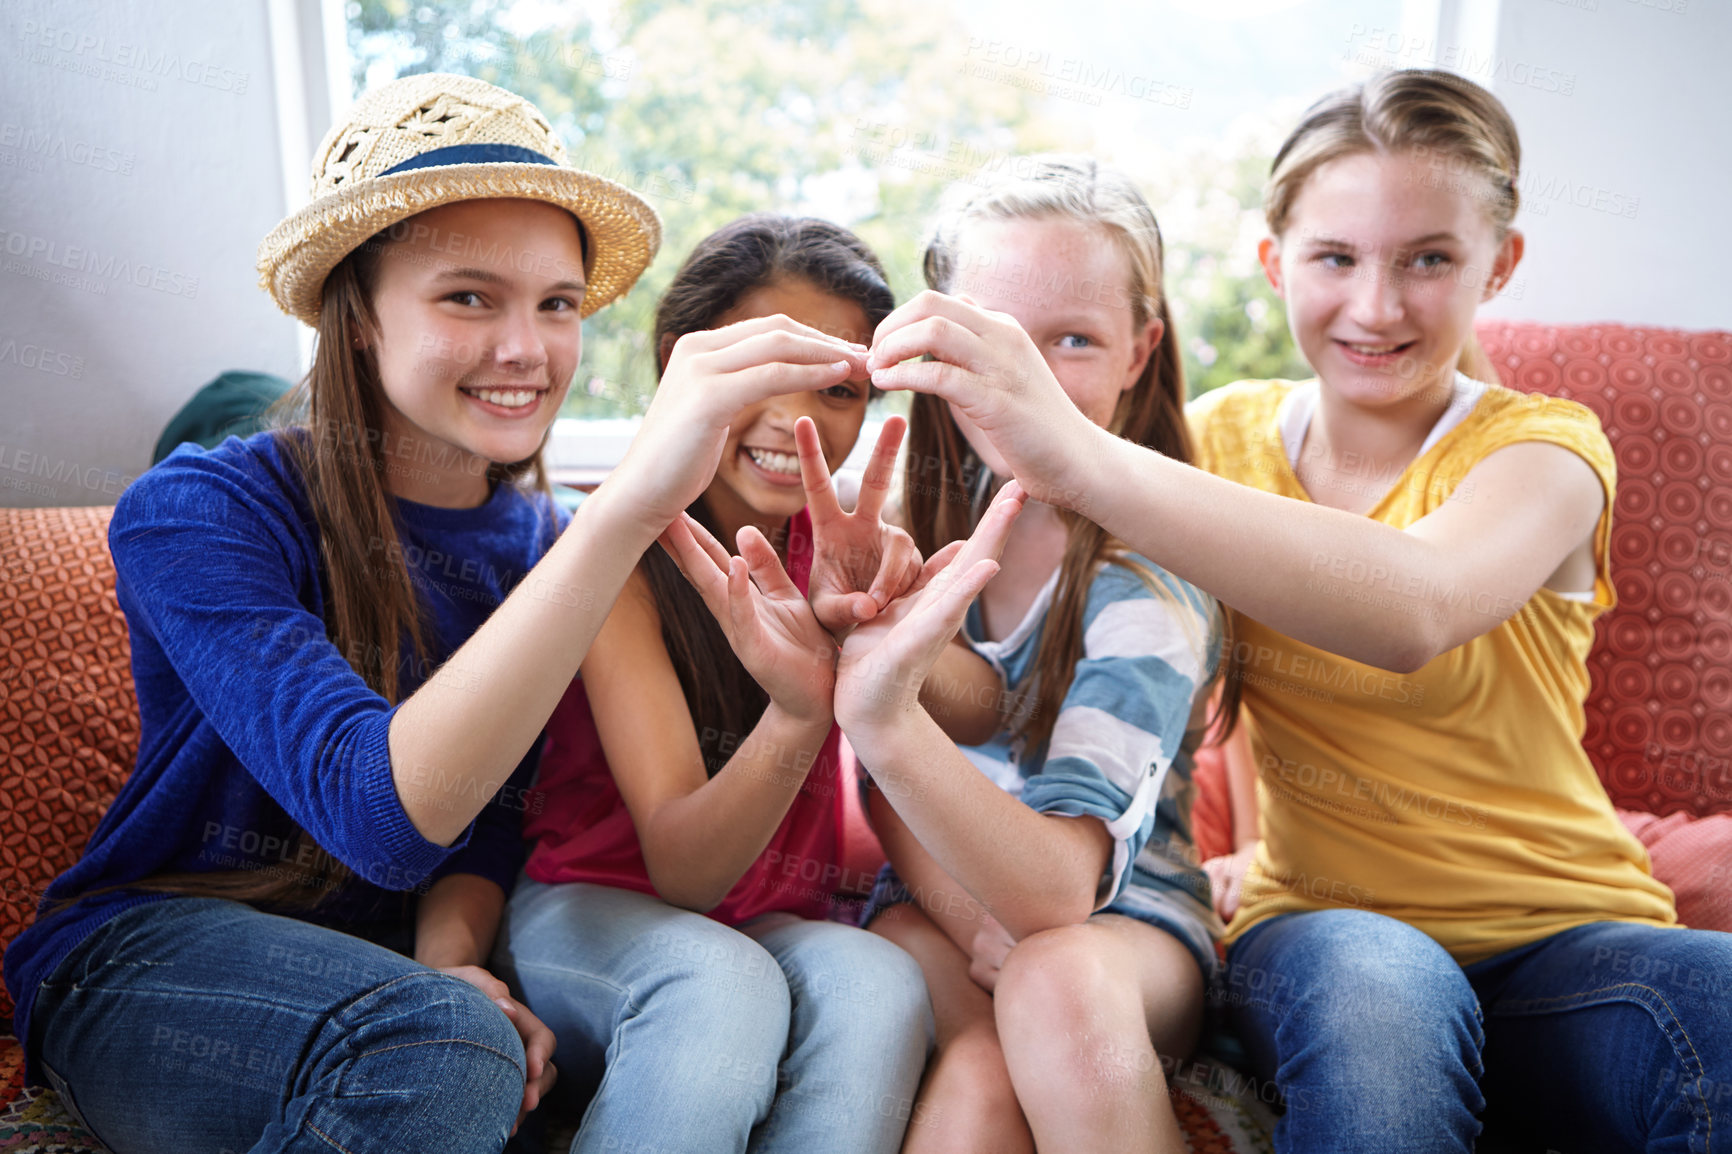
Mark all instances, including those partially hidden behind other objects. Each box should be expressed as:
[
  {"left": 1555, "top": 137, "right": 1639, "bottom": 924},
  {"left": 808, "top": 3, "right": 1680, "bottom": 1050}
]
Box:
[{"left": 523, "top": 509, "right": 848, "bottom": 925}]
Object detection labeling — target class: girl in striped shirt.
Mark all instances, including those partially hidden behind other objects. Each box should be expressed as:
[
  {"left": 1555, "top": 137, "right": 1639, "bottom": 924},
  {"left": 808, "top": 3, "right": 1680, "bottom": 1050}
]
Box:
[{"left": 851, "top": 156, "right": 1235, "bottom": 1154}]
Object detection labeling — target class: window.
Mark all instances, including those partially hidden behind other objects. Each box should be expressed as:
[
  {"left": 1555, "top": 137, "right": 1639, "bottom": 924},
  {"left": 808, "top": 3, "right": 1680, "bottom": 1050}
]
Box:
[{"left": 347, "top": 0, "right": 1402, "bottom": 475}]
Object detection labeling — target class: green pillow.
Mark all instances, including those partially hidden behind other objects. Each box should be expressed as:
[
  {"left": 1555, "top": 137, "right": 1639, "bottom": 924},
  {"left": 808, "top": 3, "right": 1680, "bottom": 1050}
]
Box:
[{"left": 153, "top": 370, "right": 293, "bottom": 464}]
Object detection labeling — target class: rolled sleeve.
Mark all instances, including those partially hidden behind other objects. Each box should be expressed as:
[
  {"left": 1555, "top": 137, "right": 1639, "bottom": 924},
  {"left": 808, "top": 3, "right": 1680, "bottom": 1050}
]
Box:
[{"left": 1022, "top": 561, "right": 1218, "bottom": 907}]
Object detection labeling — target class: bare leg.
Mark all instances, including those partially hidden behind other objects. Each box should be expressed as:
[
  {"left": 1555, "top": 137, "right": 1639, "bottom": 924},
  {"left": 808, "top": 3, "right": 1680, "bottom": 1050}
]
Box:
[
  {"left": 993, "top": 915, "right": 1204, "bottom": 1154},
  {"left": 869, "top": 904, "right": 1035, "bottom": 1154}
]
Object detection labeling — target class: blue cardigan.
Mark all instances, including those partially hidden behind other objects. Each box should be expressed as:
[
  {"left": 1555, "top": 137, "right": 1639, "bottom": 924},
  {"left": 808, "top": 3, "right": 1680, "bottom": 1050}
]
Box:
[{"left": 4, "top": 430, "right": 566, "bottom": 1083}]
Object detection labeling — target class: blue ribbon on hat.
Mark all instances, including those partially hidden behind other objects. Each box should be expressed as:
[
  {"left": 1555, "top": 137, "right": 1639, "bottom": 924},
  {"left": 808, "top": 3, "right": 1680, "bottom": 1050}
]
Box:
[{"left": 382, "top": 143, "right": 558, "bottom": 175}]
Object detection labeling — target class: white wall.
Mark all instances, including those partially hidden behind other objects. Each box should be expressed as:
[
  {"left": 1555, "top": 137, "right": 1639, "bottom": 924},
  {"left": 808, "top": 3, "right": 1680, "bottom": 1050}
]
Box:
[
  {"left": 1430, "top": 0, "right": 1731, "bottom": 328},
  {"left": 0, "top": 0, "right": 334, "bottom": 508}
]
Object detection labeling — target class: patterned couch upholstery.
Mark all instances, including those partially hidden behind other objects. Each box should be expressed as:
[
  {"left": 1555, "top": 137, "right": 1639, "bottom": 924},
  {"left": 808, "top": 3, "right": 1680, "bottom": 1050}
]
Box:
[
  {"left": 2, "top": 320, "right": 1728, "bottom": 1152},
  {"left": 1480, "top": 324, "right": 1732, "bottom": 820},
  {"left": 1, "top": 507, "right": 137, "bottom": 1149}
]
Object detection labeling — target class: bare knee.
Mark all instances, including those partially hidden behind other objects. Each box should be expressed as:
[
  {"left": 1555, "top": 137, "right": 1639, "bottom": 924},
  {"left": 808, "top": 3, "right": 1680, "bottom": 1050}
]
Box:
[
  {"left": 994, "top": 924, "right": 1160, "bottom": 1095},
  {"left": 914, "top": 1026, "right": 1032, "bottom": 1154},
  {"left": 995, "top": 923, "right": 1123, "bottom": 1035}
]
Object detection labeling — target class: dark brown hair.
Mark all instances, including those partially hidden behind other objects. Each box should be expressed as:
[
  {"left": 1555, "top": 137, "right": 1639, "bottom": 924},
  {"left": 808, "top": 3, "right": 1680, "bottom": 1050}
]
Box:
[
  {"left": 907, "top": 155, "right": 1239, "bottom": 751},
  {"left": 643, "top": 214, "right": 894, "bottom": 771}
]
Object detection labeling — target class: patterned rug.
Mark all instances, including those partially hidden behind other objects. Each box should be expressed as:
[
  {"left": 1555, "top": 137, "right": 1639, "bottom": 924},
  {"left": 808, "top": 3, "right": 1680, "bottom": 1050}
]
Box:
[{"left": 0, "top": 1041, "right": 103, "bottom": 1153}]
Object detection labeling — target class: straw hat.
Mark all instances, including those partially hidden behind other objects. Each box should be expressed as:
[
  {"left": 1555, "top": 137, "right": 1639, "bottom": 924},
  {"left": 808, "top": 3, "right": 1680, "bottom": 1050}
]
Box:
[{"left": 257, "top": 72, "right": 660, "bottom": 326}]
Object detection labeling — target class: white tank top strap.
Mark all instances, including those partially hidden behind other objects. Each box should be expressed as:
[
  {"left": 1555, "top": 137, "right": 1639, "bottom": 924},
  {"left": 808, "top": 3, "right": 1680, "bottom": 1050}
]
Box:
[{"left": 1278, "top": 372, "right": 1488, "bottom": 470}]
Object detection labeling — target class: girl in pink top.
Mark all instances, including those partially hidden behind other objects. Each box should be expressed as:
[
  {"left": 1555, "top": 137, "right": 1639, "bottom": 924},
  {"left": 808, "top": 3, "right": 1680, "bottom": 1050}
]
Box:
[{"left": 493, "top": 215, "right": 939, "bottom": 1154}]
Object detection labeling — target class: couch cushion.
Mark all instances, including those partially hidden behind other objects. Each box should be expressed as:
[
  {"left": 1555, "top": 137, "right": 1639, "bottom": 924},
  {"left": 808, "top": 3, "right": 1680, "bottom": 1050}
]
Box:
[
  {"left": 1617, "top": 808, "right": 1732, "bottom": 933},
  {"left": 1191, "top": 743, "right": 1235, "bottom": 865},
  {"left": 1478, "top": 322, "right": 1732, "bottom": 818},
  {"left": 0, "top": 507, "right": 139, "bottom": 1025}
]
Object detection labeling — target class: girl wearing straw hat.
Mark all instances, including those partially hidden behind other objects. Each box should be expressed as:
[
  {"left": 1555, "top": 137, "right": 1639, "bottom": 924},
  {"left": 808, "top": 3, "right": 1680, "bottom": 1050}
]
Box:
[{"left": 3, "top": 73, "right": 876, "bottom": 1154}]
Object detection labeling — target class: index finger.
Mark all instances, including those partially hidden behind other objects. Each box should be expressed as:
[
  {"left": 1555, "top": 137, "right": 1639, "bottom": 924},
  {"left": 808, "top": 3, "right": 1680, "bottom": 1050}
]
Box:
[
  {"left": 794, "top": 416, "right": 844, "bottom": 524},
  {"left": 949, "top": 479, "right": 1025, "bottom": 576},
  {"left": 657, "top": 516, "right": 732, "bottom": 616},
  {"left": 678, "top": 511, "right": 733, "bottom": 573},
  {"left": 868, "top": 289, "right": 994, "bottom": 368},
  {"left": 854, "top": 414, "right": 905, "bottom": 523},
  {"left": 712, "top": 310, "right": 871, "bottom": 351},
  {"left": 704, "top": 327, "right": 870, "bottom": 377}
]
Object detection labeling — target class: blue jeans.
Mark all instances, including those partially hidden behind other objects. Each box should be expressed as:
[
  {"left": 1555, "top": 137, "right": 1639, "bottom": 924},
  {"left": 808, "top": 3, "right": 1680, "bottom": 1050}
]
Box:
[
  {"left": 28, "top": 897, "right": 527, "bottom": 1154},
  {"left": 492, "top": 879, "right": 934, "bottom": 1154},
  {"left": 1222, "top": 909, "right": 1732, "bottom": 1153}
]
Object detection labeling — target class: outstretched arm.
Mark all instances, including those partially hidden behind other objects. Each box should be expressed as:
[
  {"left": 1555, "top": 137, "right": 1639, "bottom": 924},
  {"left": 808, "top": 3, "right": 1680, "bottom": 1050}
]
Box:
[
  {"left": 831, "top": 484, "right": 1119, "bottom": 939},
  {"left": 868, "top": 291, "right": 1604, "bottom": 673},
  {"left": 388, "top": 316, "right": 870, "bottom": 843}
]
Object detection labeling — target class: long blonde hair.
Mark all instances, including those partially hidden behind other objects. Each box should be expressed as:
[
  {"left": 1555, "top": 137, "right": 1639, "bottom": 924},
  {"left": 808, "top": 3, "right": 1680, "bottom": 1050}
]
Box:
[
  {"left": 1266, "top": 69, "right": 1522, "bottom": 382},
  {"left": 907, "top": 154, "right": 1238, "bottom": 751}
]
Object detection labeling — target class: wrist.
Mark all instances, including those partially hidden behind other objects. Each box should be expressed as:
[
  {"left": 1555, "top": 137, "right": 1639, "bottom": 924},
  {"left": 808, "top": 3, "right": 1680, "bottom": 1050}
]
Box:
[
  {"left": 1050, "top": 420, "right": 1116, "bottom": 521},
  {"left": 571, "top": 478, "right": 663, "bottom": 559},
  {"left": 834, "top": 658, "right": 926, "bottom": 736},
  {"left": 414, "top": 929, "right": 485, "bottom": 969},
  {"left": 839, "top": 700, "right": 935, "bottom": 771},
  {"left": 763, "top": 698, "right": 835, "bottom": 740}
]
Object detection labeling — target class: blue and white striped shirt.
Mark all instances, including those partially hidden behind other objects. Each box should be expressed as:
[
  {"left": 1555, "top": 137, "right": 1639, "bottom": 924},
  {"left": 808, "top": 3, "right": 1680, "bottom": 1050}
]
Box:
[{"left": 959, "top": 552, "right": 1225, "bottom": 965}]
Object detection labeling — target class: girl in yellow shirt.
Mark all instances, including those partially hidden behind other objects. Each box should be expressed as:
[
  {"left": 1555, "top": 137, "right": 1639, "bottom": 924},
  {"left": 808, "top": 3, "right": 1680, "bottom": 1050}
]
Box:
[{"left": 866, "top": 69, "right": 1732, "bottom": 1154}]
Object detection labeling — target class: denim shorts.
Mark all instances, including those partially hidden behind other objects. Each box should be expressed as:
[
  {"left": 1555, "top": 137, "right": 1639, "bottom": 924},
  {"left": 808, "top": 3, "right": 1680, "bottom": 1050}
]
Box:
[{"left": 859, "top": 861, "right": 1220, "bottom": 983}]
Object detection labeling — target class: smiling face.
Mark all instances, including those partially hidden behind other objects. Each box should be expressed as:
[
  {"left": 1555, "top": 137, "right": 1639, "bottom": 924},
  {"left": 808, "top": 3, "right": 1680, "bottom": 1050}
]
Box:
[
  {"left": 1261, "top": 149, "right": 1522, "bottom": 412},
  {"left": 701, "top": 277, "right": 873, "bottom": 536},
  {"left": 365, "top": 198, "right": 587, "bottom": 506},
  {"left": 946, "top": 216, "right": 1159, "bottom": 477}
]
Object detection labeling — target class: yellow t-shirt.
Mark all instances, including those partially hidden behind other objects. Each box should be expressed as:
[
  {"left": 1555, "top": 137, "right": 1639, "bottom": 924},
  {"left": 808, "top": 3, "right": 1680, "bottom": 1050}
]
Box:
[{"left": 1188, "top": 379, "right": 1677, "bottom": 965}]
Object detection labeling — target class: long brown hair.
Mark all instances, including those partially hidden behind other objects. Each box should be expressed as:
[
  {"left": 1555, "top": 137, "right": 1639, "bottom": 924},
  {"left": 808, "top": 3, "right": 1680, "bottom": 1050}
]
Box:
[
  {"left": 906, "top": 155, "right": 1240, "bottom": 752},
  {"left": 1265, "top": 69, "right": 1522, "bottom": 383},
  {"left": 642, "top": 215, "right": 894, "bottom": 772},
  {"left": 119, "top": 223, "right": 555, "bottom": 911}
]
